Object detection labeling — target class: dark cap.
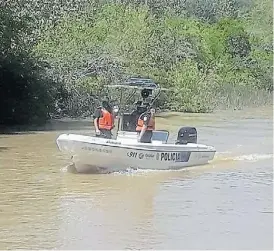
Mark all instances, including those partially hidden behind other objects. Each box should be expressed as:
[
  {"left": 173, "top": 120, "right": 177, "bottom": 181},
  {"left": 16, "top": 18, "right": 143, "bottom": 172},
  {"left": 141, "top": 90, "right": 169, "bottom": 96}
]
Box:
[{"left": 101, "top": 100, "right": 109, "bottom": 108}]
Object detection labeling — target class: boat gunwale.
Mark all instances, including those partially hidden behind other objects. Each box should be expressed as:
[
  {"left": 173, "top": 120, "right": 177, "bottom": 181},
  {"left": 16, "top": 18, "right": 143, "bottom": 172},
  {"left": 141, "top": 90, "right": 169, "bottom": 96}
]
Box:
[{"left": 57, "top": 134, "right": 216, "bottom": 153}]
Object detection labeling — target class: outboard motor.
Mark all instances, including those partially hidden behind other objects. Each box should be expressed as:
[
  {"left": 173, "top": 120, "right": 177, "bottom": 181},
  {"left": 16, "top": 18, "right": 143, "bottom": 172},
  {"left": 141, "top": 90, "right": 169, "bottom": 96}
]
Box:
[{"left": 175, "top": 127, "right": 197, "bottom": 145}]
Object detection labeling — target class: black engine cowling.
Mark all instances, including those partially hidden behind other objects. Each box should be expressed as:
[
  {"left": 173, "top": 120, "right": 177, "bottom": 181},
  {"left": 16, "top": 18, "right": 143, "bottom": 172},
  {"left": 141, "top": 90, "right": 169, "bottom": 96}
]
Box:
[{"left": 175, "top": 127, "right": 197, "bottom": 144}]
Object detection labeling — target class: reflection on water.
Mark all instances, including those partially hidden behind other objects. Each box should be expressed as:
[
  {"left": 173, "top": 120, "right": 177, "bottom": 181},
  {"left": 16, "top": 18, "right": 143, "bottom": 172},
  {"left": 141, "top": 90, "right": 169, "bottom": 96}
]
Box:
[{"left": 0, "top": 107, "right": 273, "bottom": 249}]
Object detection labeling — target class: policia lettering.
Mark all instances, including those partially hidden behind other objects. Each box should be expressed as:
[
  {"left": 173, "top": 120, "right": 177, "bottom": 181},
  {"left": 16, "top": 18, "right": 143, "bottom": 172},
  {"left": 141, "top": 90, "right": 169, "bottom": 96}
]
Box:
[{"left": 160, "top": 152, "right": 191, "bottom": 162}]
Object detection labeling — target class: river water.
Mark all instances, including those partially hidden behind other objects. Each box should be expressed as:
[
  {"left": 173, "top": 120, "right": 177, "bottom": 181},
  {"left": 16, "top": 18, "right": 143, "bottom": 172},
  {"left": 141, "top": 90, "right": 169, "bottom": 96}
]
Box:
[{"left": 0, "top": 107, "right": 273, "bottom": 250}]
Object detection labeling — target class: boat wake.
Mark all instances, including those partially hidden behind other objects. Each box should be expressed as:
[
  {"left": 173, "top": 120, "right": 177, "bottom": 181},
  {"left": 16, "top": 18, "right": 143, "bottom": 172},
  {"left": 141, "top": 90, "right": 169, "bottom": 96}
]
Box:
[
  {"left": 231, "top": 153, "right": 273, "bottom": 162},
  {"left": 112, "top": 167, "right": 189, "bottom": 175},
  {"left": 214, "top": 152, "right": 273, "bottom": 163},
  {"left": 111, "top": 153, "right": 273, "bottom": 175},
  {"left": 60, "top": 152, "right": 273, "bottom": 175}
]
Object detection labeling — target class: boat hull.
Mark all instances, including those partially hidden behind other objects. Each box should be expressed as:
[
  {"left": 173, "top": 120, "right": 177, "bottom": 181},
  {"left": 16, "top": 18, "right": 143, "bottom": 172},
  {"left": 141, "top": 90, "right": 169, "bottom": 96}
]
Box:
[{"left": 56, "top": 134, "right": 216, "bottom": 173}]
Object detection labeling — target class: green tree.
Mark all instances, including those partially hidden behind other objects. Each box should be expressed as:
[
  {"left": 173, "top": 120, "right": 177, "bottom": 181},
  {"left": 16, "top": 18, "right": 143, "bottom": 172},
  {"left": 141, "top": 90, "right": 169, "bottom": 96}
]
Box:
[{"left": 0, "top": 4, "right": 57, "bottom": 125}]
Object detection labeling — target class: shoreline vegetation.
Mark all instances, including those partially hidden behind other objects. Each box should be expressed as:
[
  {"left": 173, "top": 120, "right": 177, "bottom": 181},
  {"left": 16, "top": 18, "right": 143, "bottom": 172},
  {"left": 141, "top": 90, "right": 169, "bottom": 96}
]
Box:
[
  {"left": 0, "top": 0, "right": 273, "bottom": 127},
  {"left": 0, "top": 105, "right": 272, "bottom": 134}
]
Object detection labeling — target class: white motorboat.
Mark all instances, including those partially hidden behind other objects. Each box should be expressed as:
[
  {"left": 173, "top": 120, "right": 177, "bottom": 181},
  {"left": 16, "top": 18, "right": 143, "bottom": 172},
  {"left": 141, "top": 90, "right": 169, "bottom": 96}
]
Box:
[{"left": 56, "top": 78, "right": 216, "bottom": 173}]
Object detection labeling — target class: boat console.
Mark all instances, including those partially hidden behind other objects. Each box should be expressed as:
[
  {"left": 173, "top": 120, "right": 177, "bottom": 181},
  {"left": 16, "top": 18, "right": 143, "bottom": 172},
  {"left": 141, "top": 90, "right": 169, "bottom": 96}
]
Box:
[
  {"left": 109, "top": 77, "right": 198, "bottom": 145},
  {"left": 118, "top": 112, "right": 139, "bottom": 132},
  {"left": 116, "top": 112, "right": 169, "bottom": 144}
]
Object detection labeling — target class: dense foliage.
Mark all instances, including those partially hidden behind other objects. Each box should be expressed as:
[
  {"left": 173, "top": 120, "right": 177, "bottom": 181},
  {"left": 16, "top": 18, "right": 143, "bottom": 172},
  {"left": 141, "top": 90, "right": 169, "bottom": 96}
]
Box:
[
  {"left": 0, "top": 0, "right": 272, "bottom": 125},
  {"left": 0, "top": 4, "right": 58, "bottom": 125}
]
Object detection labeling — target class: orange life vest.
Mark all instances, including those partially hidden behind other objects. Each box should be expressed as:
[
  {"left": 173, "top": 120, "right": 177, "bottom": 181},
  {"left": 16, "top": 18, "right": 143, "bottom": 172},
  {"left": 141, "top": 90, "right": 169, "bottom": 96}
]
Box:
[
  {"left": 98, "top": 109, "right": 114, "bottom": 130},
  {"left": 136, "top": 113, "right": 155, "bottom": 131}
]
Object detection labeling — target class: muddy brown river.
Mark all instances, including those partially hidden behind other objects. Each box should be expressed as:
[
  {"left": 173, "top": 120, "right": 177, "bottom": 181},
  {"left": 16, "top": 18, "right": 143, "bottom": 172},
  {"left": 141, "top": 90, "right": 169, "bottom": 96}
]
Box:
[{"left": 0, "top": 107, "right": 273, "bottom": 249}]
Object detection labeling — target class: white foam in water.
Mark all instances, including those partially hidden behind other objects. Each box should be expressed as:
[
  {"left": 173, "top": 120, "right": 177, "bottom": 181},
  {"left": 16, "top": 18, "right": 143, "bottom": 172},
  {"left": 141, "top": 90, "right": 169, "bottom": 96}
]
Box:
[
  {"left": 232, "top": 153, "right": 273, "bottom": 162},
  {"left": 112, "top": 168, "right": 167, "bottom": 176},
  {"left": 60, "top": 166, "right": 68, "bottom": 172},
  {"left": 112, "top": 166, "right": 196, "bottom": 176},
  {"left": 60, "top": 163, "right": 77, "bottom": 173},
  {"left": 217, "top": 151, "right": 232, "bottom": 154}
]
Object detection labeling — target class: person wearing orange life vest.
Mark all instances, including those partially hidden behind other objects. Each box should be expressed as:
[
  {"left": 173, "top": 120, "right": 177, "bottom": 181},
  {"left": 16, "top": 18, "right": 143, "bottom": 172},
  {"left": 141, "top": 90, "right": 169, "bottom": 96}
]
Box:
[
  {"left": 93, "top": 99, "right": 114, "bottom": 139},
  {"left": 136, "top": 107, "right": 156, "bottom": 143}
]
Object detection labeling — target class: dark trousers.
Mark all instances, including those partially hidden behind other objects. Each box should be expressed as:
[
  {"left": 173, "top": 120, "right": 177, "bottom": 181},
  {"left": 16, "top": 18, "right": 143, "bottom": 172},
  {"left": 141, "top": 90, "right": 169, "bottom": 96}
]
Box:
[
  {"left": 137, "top": 130, "right": 153, "bottom": 143},
  {"left": 96, "top": 129, "right": 112, "bottom": 139}
]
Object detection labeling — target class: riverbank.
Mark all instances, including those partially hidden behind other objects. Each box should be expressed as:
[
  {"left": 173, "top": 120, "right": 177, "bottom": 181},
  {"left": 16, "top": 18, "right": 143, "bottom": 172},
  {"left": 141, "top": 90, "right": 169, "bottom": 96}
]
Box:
[
  {"left": 1, "top": 0, "right": 272, "bottom": 126},
  {"left": 1, "top": 105, "right": 272, "bottom": 135}
]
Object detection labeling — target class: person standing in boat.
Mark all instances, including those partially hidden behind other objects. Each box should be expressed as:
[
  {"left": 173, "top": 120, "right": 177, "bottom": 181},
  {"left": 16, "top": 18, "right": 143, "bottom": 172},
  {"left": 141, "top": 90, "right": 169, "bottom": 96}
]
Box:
[
  {"left": 136, "top": 107, "right": 156, "bottom": 143},
  {"left": 93, "top": 98, "right": 114, "bottom": 139}
]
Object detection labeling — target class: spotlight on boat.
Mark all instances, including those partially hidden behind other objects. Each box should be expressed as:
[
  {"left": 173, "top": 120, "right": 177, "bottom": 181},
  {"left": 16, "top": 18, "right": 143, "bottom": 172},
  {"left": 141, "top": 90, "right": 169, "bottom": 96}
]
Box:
[{"left": 113, "top": 105, "right": 119, "bottom": 114}]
